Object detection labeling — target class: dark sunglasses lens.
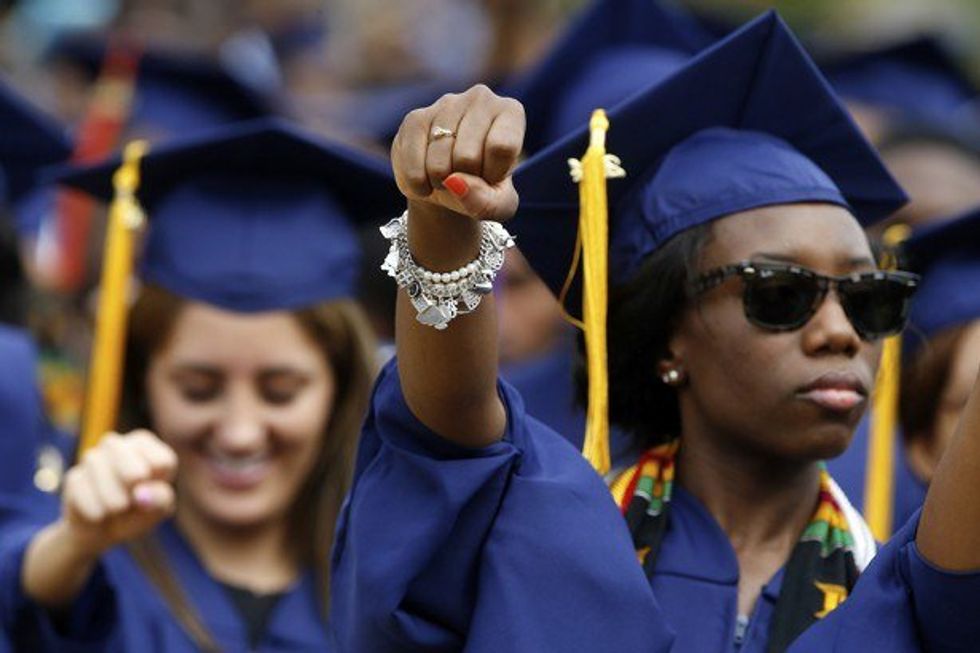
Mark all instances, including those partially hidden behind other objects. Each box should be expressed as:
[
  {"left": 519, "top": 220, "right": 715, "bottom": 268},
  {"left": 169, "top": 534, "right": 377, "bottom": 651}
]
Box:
[
  {"left": 744, "top": 270, "right": 819, "bottom": 330},
  {"left": 841, "top": 277, "right": 913, "bottom": 339}
]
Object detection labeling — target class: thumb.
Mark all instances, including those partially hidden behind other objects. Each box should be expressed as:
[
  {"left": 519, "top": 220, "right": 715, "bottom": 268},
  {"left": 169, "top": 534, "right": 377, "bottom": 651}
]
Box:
[{"left": 442, "top": 172, "right": 518, "bottom": 223}]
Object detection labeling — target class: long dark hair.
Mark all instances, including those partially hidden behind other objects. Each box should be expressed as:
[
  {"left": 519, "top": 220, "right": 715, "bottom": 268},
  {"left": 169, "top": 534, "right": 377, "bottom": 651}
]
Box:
[{"left": 575, "top": 223, "right": 712, "bottom": 447}]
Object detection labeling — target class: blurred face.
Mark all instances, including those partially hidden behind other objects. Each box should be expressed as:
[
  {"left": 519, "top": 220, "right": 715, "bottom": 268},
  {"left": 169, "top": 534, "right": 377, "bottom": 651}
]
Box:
[
  {"left": 672, "top": 204, "right": 881, "bottom": 463},
  {"left": 912, "top": 321, "right": 980, "bottom": 482},
  {"left": 146, "top": 302, "right": 334, "bottom": 530},
  {"left": 497, "top": 250, "right": 566, "bottom": 364}
]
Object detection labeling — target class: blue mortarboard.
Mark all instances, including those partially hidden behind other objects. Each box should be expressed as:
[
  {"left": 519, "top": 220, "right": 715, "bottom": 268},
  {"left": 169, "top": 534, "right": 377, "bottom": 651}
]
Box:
[
  {"left": 512, "top": 11, "right": 908, "bottom": 303},
  {"left": 822, "top": 36, "right": 978, "bottom": 124},
  {"left": 903, "top": 206, "right": 980, "bottom": 345},
  {"left": 0, "top": 77, "right": 71, "bottom": 208},
  {"left": 45, "top": 33, "right": 277, "bottom": 137},
  {"left": 506, "top": 0, "right": 713, "bottom": 152},
  {"left": 52, "top": 119, "right": 403, "bottom": 312}
]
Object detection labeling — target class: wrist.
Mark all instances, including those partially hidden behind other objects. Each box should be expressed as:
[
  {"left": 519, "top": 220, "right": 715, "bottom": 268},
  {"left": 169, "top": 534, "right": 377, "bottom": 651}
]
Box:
[{"left": 406, "top": 200, "right": 482, "bottom": 270}]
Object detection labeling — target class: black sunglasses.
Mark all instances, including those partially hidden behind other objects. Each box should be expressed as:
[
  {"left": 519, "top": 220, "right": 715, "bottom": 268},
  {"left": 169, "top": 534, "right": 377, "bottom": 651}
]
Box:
[{"left": 689, "top": 261, "right": 920, "bottom": 341}]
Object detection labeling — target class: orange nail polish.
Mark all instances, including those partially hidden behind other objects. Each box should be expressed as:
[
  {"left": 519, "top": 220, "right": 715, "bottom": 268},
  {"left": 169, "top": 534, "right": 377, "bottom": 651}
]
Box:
[{"left": 444, "top": 175, "right": 469, "bottom": 198}]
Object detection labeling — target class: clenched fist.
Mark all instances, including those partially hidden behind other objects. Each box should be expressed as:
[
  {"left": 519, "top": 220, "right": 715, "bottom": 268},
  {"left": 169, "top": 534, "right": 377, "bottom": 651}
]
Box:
[
  {"left": 61, "top": 430, "right": 178, "bottom": 557},
  {"left": 392, "top": 84, "right": 525, "bottom": 223}
]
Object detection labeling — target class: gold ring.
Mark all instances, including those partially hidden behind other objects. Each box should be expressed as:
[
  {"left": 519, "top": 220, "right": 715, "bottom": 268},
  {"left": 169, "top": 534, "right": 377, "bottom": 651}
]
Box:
[{"left": 430, "top": 125, "right": 456, "bottom": 141}]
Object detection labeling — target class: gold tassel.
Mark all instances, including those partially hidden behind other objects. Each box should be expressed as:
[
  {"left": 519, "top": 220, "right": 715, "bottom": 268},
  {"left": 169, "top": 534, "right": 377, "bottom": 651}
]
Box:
[
  {"left": 561, "top": 110, "right": 625, "bottom": 475},
  {"left": 864, "top": 223, "right": 911, "bottom": 540},
  {"left": 78, "top": 140, "right": 149, "bottom": 456}
]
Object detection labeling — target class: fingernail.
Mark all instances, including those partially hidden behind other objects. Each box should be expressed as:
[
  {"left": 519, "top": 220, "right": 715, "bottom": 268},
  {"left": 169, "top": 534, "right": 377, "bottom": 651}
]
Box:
[
  {"left": 134, "top": 486, "right": 155, "bottom": 508},
  {"left": 443, "top": 175, "right": 468, "bottom": 198}
]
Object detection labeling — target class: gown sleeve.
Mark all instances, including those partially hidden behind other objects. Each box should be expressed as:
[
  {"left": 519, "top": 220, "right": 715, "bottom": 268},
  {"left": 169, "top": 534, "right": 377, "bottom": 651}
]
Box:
[
  {"left": 789, "top": 510, "right": 980, "bottom": 652},
  {"left": 0, "top": 523, "right": 119, "bottom": 652},
  {"left": 330, "top": 359, "right": 675, "bottom": 652}
]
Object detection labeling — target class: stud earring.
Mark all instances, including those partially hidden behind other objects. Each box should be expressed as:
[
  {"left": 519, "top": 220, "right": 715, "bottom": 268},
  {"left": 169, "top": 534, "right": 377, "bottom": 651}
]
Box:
[{"left": 661, "top": 368, "right": 682, "bottom": 386}]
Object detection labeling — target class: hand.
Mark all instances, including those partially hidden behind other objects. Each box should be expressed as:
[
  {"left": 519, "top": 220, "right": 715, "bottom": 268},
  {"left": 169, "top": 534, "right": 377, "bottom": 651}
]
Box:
[
  {"left": 392, "top": 84, "right": 525, "bottom": 223},
  {"left": 60, "top": 430, "right": 177, "bottom": 558}
]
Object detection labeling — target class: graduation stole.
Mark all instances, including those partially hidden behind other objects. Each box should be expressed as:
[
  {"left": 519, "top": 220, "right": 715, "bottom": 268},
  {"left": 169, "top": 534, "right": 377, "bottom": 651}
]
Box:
[{"left": 610, "top": 443, "right": 861, "bottom": 653}]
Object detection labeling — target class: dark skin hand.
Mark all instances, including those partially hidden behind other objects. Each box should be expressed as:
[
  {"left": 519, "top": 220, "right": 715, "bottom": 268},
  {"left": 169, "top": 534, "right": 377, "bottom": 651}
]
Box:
[{"left": 391, "top": 84, "right": 524, "bottom": 446}]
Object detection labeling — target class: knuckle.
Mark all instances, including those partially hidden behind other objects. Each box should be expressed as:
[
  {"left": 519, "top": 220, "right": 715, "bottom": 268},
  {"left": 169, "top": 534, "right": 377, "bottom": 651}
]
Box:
[
  {"left": 502, "top": 96, "right": 525, "bottom": 117},
  {"left": 403, "top": 170, "right": 431, "bottom": 196},
  {"left": 453, "top": 148, "right": 482, "bottom": 173}
]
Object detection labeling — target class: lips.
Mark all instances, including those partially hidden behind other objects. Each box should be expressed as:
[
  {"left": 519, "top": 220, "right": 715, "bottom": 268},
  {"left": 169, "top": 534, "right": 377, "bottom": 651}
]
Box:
[{"left": 796, "top": 372, "right": 868, "bottom": 413}]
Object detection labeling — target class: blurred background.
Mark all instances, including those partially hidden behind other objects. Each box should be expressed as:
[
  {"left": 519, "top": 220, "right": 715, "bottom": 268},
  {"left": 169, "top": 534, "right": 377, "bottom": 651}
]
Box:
[{"left": 2, "top": 0, "right": 979, "bottom": 438}]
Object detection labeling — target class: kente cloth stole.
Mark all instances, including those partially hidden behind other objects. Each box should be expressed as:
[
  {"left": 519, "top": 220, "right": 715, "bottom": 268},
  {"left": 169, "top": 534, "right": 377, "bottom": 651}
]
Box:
[{"left": 610, "top": 442, "right": 860, "bottom": 653}]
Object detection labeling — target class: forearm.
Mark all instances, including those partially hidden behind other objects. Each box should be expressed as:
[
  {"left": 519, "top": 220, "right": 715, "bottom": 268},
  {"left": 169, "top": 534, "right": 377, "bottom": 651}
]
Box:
[
  {"left": 396, "top": 200, "right": 507, "bottom": 446},
  {"left": 21, "top": 520, "right": 100, "bottom": 609},
  {"left": 916, "top": 365, "right": 980, "bottom": 569}
]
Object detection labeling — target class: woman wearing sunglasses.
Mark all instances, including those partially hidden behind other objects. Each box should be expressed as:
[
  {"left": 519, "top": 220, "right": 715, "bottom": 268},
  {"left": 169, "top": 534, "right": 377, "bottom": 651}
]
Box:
[{"left": 332, "top": 13, "right": 980, "bottom": 653}]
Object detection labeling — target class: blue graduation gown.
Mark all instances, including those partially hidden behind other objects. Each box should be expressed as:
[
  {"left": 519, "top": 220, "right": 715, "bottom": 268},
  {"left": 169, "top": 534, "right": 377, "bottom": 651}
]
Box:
[
  {"left": 500, "top": 336, "right": 638, "bottom": 465},
  {"left": 826, "top": 414, "right": 928, "bottom": 534},
  {"left": 330, "top": 359, "right": 675, "bottom": 652},
  {"left": 1, "top": 519, "right": 332, "bottom": 651},
  {"left": 335, "top": 359, "right": 980, "bottom": 652},
  {"left": 0, "top": 325, "right": 63, "bottom": 528}
]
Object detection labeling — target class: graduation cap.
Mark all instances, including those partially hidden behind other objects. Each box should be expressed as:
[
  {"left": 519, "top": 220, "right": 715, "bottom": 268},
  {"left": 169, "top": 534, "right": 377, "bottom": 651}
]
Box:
[
  {"left": 53, "top": 117, "right": 403, "bottom": 312},
  {"left": 0, "top": 77, "right": 71, "bottom": 208},
  {"left": 513, "top": 10, "right": 907, "bottom": 302},
  {"left": 506, "top": 0, "right": 714, "bottom": 153},
  {"left": 45, "top": 33, "right": 277, "bottom": 137},
  {"left": 903, "top": 206, "right": 980, "bottom": 346},
  {"left": 822, "top": 36, "right": 979, "bottom": 124}
]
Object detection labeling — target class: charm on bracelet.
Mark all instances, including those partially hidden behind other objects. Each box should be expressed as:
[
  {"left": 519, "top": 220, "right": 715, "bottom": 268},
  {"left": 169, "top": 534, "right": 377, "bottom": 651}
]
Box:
[{"left": 380, "top": 210, "right": 515, "bottom": 330}]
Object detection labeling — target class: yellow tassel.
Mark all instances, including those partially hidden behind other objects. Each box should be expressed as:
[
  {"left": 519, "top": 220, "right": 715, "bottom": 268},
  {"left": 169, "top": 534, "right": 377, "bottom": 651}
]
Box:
[
  {"left": 78, "top": 140, "right": 148, "bottom": 456},
  {"left": 561, "top": 110, "right": 625, "bottom": 476},
  {"left": 864, "top": 223, "right": 911, "bottom": 540}
]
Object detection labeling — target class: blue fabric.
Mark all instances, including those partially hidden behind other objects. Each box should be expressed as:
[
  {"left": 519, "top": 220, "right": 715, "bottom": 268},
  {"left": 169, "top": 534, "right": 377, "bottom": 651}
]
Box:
[
  {"left": 649, "top": 486, "right": 786, "bottom": 652},
  {"left": 51, "top": 119, "right": 404, "bottom": 312},
  {"left": 512, "top": 11, "right": 907, "bottom": 303},
  {"left": 1, "top": 520, "right": 331, "bottom": 652},
  {"left": 0, "top": 325, "right": 63, "bottom": 528},
  {"left": 823, "top": 36, "right": 978, "bottom": 124},
  {"left": 0, "top": 77, "right": 69, "bottom": 212},
  {"left": 332, "top": 358, "right": 980, "bottom": 650},
  {"left": 507, "top": 0, "right": 713, "bottom": 153},
  {"left": 45, "top": 34, "right": 276, "bottom": 138},
  {"left": 500, "top": 335, "right": 637, "bottom": 465},
  {"left": 330, "top": 358, "right": 675, "bottom": 652},
  {"left": 790, "top": 510, "right": 980, "bottom": 651},
  {"left": 904, "top": 206, "right": 980, "bottom": 349},
  {"left": 826, "top": 414, "right": 928, "bottom": 535}
]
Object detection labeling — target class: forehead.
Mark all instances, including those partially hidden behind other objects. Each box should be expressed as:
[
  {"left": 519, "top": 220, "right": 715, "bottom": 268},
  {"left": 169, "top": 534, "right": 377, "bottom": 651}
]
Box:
[
  {"left": 160, "top": 301, "right": 322, "bottom": 368},
  {"left": 701, "top": 203, "right": 874, "bottom": 271}
]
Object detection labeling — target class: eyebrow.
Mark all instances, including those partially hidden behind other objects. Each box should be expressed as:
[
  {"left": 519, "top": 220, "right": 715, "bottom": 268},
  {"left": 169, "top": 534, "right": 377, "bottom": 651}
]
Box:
[{"left": 750, "top": 251, "right": 877, "bottom": 269}]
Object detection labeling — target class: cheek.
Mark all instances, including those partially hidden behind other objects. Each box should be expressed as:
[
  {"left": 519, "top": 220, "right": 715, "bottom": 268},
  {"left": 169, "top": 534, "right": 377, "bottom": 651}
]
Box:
[{"left": 272, "top": 381, "right": 335, "bottom": 452}]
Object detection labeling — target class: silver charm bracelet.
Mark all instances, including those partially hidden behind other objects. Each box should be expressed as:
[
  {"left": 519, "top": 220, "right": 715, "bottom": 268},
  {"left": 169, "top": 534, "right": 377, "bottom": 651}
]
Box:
[{"left": 380, "top": 210, "right": 516, "bottom": 330}]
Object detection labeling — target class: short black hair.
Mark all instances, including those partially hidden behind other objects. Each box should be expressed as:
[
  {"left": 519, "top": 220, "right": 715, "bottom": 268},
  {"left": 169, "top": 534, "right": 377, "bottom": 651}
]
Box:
[{"left": 574, "top": 223, "right": 712, "bottom": 447}]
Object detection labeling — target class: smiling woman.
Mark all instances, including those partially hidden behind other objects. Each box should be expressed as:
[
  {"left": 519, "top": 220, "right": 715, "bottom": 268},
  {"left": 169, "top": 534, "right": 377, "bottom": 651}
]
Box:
[{"left": 0, "top": 120, "right": 402, "bottom": 652}]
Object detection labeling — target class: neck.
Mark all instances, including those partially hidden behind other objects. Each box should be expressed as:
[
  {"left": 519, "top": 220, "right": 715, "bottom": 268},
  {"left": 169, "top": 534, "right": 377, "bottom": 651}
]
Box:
[
  {"left": 676, "top": 429, "right": 821, "bottom": 553},
  {"left": 175, "top": 502, "right": 298, "bottom": 594}
]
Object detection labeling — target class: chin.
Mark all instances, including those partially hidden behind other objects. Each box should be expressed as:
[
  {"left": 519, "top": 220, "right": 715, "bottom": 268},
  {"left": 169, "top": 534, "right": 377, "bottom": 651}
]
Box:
[
  {"left": 194, "top": 492, "right": 286, "bottom": 530},
  {"left": 793, "top": 423, "right": 854, "bottom": 462}
]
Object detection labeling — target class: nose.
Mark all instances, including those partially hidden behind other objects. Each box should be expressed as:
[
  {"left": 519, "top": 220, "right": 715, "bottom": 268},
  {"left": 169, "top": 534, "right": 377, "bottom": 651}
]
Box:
[
  {"left": 801, "top": 288, "right": 861, "bottom": 358},
  {"left": 213, "top": 384, "right": 266, "bottom": 451}
]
